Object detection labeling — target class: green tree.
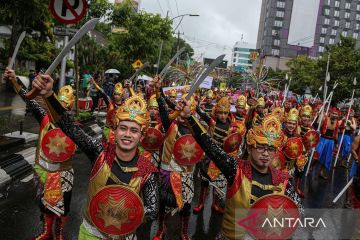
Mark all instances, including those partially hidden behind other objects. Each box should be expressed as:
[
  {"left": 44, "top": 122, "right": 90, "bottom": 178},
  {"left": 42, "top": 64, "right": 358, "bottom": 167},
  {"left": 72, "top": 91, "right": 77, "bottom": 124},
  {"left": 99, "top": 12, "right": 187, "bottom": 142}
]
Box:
[
  {"left": 286, "top": 55, "right": 321, "bottom": 95},
  {"left": 109, "top": 1, "right": 173, "bottom": 78},
  {"left": 0, "top": 0, "right": 55, "bottom": 68},
  {"left": 317, "top": 36, "right": 360, "bottom": 103}
]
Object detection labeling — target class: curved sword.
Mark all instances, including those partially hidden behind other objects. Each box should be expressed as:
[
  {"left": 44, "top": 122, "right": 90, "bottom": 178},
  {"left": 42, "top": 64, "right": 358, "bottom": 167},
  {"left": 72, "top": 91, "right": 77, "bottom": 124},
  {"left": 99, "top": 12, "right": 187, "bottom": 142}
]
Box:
[
  {"left": 185, "top": 54, "right": 225, "bottom": 100},
  {"left": 159, "top": 47, "right": 185, "bottom": 78},
  {"left": 25, "top": 18, "right": 100, "bottom": 99},
  {"left": 8, "top": 31, "right": 26, "bottom": 69}
]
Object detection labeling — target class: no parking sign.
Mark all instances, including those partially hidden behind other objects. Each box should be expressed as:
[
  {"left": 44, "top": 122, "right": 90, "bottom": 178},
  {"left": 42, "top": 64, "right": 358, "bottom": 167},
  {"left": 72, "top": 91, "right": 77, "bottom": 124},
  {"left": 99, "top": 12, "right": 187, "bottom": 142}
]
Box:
[{"left": 49, "top": 0, "right": 87, "bottom": 24}]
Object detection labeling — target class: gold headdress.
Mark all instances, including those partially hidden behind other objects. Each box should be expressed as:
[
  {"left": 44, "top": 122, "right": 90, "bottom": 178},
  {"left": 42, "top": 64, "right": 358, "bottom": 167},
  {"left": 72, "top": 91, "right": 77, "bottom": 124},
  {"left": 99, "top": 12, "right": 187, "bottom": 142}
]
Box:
[
  {"left": 300, "top": 104, "right": 312, "bottom": 116},
  {"left": 214, "top": 97, "right": 231, "bottom": 113},
  {"left": 112, "top": 95, "right": 150, "bottom": 132},
  {"left": 168, "top": 88, "right": 177, "bottom": 97},
  {"left": 271, "top": 107, "right": 284, "bottom": 122},
  {"left": 58, "top": 85, "right": 74, "bottom": 109},
  {"left": 206, "top": 90, "right": 214, "bottom": 99},
  {"left": 148, "top": 94, "right": 159, "bottom": 108},
  {"left": 236, "top": 95, "right": 247, "bottom": 108},
  {"left": 256, "top": 97, "right": 265, "bottom": 108},
  {"left": 247, "top": 115, "right": 284, "bottom": 148},
  {"left": 113, "top": 82, "right": 124, "bottom": 96},
  {"left": 286, "top": 108, "right": 299, "bottom": 122}
]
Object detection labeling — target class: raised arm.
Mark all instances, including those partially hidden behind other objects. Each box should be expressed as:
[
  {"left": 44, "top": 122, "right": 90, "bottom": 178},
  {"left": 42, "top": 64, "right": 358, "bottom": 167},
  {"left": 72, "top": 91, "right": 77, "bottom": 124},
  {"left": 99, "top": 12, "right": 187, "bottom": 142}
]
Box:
[
  {"left": 142, "top": 173, "right": 159, "bottom": 221},
  {"left": 45, "top": 93, "right": 103, "bottom": 163},
  {"left": 157, "top": 90, "right": 171, "bottom": 132},
  {"left": 196, "top": 104, "right": 212, "bottom": 124},
  {"left": 187, "top": 115, "right": 237, "bottom": 185},
  {"left": 164, "top": 95, "right": 177, "bottom": 110},
  {"left": 4, "top": 69, "right": 47, "bottom": 123}
]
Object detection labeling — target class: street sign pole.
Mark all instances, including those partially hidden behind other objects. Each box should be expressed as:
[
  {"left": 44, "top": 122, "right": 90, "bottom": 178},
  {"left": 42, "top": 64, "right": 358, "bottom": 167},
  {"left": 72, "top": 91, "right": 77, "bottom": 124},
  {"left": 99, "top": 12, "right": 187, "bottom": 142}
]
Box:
[{"left": 59, "top": 33, "right": 69, "bottom": 89}]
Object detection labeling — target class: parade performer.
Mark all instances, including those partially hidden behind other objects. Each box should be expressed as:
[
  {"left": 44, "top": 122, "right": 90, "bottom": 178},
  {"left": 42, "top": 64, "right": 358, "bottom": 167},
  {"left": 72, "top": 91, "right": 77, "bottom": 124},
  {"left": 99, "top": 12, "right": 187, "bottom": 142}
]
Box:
[
  {"left": 141, "top": 95, "right": 164, "bottom": 167},
  {"left": 295, "top": 104, "right": 319, "bottom": 197},
  {"left": 315, "top": 107, "right": 339, "bottom": 178},
  {"left": 31, "top": 74, "right": 159, "bottom": 240},
  {"left": 251, "top": 97, "right": 266, "bottom": 127},
  {"left": 230, "top": 95, "right": 249, "bottom": 158},
  {"left": 281, "top": 108, "right": 305, "bottom": 174},
  {"left": 350, "top": 134, "right": 360, "bottom": 238},
  {"left": 153, "top": 80, "right": 203, "bottom": 240},
  {"left": 201, "top": 89, "right": 215, "bottom": 115},
  {"left": 178, "top": 100, "right": 303, "bottom": 239},
  {"left": 230, "top": 94, "right": 248, "bottom": 123},
  {"left": 193, "top": 96, "right": 245, "bottom": 214},
  {"left": 338, "top": 109, "right": 357, "bottom": 167},
  {"left": 4, "top": 69, "right": 76, "bottom": 240}
]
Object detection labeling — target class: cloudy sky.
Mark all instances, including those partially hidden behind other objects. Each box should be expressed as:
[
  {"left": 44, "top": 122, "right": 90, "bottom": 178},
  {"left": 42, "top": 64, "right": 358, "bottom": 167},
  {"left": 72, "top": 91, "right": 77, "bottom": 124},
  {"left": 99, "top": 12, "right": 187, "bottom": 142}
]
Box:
[{"left": 110, "top": 0, "right": 262, "bottom": 61}]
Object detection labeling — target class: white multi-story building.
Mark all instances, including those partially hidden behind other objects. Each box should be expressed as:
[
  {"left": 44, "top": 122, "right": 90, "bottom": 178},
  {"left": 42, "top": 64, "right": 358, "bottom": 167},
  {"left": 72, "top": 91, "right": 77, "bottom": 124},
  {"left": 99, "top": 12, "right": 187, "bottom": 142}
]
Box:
[{"left": 231, "top": 41, "right": 257, "bottom": 73}]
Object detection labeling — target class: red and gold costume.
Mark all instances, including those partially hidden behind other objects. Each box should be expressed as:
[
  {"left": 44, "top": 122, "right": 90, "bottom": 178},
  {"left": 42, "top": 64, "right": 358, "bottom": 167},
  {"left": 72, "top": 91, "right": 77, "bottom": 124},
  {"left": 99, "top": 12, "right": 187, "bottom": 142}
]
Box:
[
  {"left": 186, "top": 114, "right": 303, "bottom": 239},
  {"left": 252, "top": 97, "right": 266, "bottom": 127},
  {"left": 194, "top": 97, "right": 246, "bottom": 213},
  {"left": 12, "top": 82, "right": 76, "bottom": 240},
  {"left": 142, "top": 95, "right": 164, "bottom": 167},
  {"left": 154, "top": 91, "right": 202, "bottom": 240},
  {"left": 44, "top": 93, "right": 159, "bottom": 239}
]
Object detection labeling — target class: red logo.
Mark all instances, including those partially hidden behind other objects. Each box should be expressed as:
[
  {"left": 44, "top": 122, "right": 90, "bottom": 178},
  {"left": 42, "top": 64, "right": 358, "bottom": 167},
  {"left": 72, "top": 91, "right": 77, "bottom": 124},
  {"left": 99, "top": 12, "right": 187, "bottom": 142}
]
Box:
[{"left": 237, "top": 194, "right": 300, "bottom": 239}]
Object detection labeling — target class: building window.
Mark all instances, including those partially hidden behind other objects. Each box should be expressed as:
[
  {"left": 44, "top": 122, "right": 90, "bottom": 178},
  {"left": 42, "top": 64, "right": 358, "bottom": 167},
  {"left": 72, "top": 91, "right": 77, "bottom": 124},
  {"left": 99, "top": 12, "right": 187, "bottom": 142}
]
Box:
[
  {"left": 320, "top": 37, "right": 325, "bottom": 43},
  {"left": 324, "top": 18, "right": 330, "bottom": 25},
  {"left": 345, "top": 22, "right": 351, "bottom": 28},
  {"left": 271, "top": 49, "right": 280, "bottom": 56},
  {"left": 277, "top": 1, "right": 285, "bottom": 8},
  {"left": 319, "top": 46, "right": 324, "bottom": 53},
  {"left": 335, "top": 1, "right": 340, "bottom": 7},
  {"left": 357, "top": 14, "right": 360, "bottom": 21},
  {"left": 325, "top": 0, "right": 330, "bottom": 5},
  {"left": 334, "top": 10, "right": 340, "bottom": 17},
  {"left": 233, "top": 53, "right": 237, "bottom": 57},
  {"left": 334, "top": 20, "right": 340, "bottom": 26},
  {"left": 274, "top": 39, "right": 280, "bottom": 46},
  {"left": 354, "top": 32, "right": 359, "bottom": 39},
  {"left": 342, "top": 31, "right": 348, "bottom": 37},
  {"left": 357, "top": 4, "right": 360, "bottom": 11},
  {"left": 321, "top": 27, "right": 327, "bottom": 34},
  {"left": 324, "top": 8, "right": 330, "bottom": 16},
  {"left": 329, "top": 38, "right": 335, "bottom": 44},
  {"left": 357, "top": 23, "right": 360, "bottom": 30},
  {"left": 233, "top": 58, "right": 236, "bottom": 63},
  {"left": 274, "top": 20, "right": 283, "bottom": 27},
  {"left": 345, "top": 12, "right": 350, "bottom": 19},
  {"left": 272, "top": 29, "right": 278, "bottom": 36},
  {"left": 276, "top": 11, "right": 285, "bottom": 18},
  {"left": 331, "top": 29, "right": 337, "bottom": 35},
  {"left": 345, "top": 2, "right": 351, "bottom": 9}
]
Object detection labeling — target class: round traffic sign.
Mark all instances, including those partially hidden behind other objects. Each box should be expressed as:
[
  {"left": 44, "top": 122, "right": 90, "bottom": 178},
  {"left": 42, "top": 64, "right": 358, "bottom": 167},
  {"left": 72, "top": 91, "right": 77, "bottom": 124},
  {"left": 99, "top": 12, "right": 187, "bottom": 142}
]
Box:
[{"left": 49, "top": 0, "right": 87, "bottom": 25}]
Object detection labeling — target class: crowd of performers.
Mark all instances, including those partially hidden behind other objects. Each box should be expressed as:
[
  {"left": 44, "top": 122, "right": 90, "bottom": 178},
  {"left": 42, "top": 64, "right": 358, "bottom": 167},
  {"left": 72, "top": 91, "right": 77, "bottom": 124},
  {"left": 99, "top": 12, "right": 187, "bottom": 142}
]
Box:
[{"left": 3, "top": 67, "right": 360, "bottom": 240}]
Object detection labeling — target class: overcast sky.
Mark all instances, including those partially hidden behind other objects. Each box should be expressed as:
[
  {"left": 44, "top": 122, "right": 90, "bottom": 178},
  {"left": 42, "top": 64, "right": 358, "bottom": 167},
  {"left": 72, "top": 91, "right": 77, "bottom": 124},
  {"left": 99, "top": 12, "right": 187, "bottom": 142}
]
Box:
[{"left": 109, "top": 0, "right": 262, "bottom": 61}]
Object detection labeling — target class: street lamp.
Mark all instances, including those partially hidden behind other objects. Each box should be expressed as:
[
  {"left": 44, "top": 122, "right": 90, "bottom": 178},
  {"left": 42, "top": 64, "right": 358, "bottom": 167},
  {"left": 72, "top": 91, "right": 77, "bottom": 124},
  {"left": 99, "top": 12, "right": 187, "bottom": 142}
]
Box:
[
  {"left": 155, "top": 13, "right": 200, "bottom": 73},
  {"left": 172, "top": 14, "right": 200, "bottom": 32}
]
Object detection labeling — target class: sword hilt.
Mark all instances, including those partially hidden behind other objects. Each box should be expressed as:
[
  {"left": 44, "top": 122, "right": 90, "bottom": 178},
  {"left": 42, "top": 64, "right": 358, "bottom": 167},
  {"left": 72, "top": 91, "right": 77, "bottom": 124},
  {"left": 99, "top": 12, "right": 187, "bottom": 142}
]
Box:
[
  {"left": 25, "top": 72, "right": 45, "bottom": 100},
  {"left": 169, "top": 110, "right": 180, "bottom": 120},
  {"left": 24, "top": 88, "right": 40, "bottom": 100}
]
